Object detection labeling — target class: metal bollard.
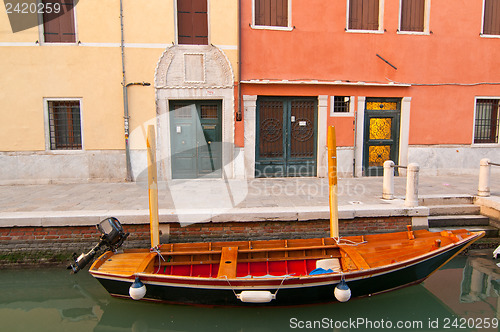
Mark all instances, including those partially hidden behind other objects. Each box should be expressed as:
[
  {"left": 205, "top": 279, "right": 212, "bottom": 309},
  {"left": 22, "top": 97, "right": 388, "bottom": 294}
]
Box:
[
  {"left": 405, "top": 163, "right": 420, "bottom": 207},
  {"left": 382, "top": 160, "right": 395, "bottom": 200},
  {"left": 478, "top": 158, "right": 491, "bottom": 197}
]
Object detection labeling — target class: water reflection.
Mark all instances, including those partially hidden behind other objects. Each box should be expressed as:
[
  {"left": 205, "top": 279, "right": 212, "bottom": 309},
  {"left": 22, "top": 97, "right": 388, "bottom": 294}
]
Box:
[
  {"left": 0, "top": 251, "right": 499, "bottom": 331},
  {"left": 0, "top": 269, "right": 103, "bottom": 331},
  {"left": 461, "top": 254, "right": 500, "bottom": 304},
  {"left": 94, "top": 285, "right": 457, "bottom": 332}
]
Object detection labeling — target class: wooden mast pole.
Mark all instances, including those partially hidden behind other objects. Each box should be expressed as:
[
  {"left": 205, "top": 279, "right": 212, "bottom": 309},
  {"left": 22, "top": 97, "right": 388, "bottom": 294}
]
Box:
[
  {"left": 147, "top": 125, "right": 160, "bottom": 248},
  {"left": 328, "top": 126, "right": 339, "bottom": 238}
]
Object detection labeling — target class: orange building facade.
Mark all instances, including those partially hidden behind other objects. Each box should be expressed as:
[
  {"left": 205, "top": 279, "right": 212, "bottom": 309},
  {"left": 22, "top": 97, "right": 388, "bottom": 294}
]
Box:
[{"left": 238, "top": 0, "right": 500, "bottom": 178}]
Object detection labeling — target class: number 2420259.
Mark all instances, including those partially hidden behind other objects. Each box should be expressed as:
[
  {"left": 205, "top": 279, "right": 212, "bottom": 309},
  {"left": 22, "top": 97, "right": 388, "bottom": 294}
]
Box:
[{"left": 5, "top": 2, "right": 62, "bottom": 15}]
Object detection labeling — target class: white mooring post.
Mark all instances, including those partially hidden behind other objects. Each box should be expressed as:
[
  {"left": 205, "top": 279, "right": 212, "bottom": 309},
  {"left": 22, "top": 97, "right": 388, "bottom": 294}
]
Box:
[
  {"left": 382, "top": 160, "right": 395, "bottom": 200},
  {"left": 404, "top": 163, "right": 420, "bottom": 207},
  {"left": 478, "top": 158, "right": 491, "bottom": 197}
]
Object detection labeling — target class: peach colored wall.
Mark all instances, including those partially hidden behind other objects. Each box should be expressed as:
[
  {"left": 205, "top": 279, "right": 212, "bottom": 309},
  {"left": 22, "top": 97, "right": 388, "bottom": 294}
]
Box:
[
  {"left": 0, "top": 0, "right": 239, "bottom": 152},
  {"left": 240, "top": 0, "right": 500, "bottom": 145}
]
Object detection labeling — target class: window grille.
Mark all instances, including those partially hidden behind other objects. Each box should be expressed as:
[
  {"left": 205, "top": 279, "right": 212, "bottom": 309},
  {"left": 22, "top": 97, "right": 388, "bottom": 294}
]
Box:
[
  {"left": 333, "top": 96, "right": 351, "bottom": 113},
  {"left": 201, "top": 105, "right": 218, "bottom": 119},
  {"left": 474, "top": 99, "right": 500, "bottom": 144},
  {"left": 48, "top": 100, "right": 82, "bottom": 149},
  {"left": 173, "top": 104, "right": 192, "bottom": 118}
]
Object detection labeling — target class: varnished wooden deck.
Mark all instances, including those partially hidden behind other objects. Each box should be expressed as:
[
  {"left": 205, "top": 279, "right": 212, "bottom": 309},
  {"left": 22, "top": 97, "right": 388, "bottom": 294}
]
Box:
[
  {"left": 90, "top": 229, "right": 482, "bottom": 278},
  {"left": 91, "top": 252, "right": 157, "bottom": 276}
]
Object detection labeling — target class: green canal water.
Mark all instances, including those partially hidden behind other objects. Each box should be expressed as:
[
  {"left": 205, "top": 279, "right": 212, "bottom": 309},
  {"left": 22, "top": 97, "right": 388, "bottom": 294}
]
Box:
[{"left": 0, "top": 251, "right": 499, "bottom": 332}]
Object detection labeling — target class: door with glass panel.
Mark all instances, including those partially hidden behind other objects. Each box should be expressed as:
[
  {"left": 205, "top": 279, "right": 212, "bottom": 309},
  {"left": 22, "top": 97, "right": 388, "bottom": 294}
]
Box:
[
  {"left": 363, "top": 98, "right": 401, "bottom": 176},
  {"left": 169, "top": 101, "right": 222, "bottom": 179}
]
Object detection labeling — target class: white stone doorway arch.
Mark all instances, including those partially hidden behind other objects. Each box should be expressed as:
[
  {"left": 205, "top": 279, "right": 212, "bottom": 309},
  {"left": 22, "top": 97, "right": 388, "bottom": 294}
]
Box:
[{"left": 155, "top": 45, "right": 235, "bottom": 180}]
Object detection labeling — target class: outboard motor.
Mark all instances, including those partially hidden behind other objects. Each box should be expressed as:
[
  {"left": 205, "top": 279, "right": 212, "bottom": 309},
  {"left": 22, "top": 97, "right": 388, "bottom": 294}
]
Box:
[{"left": 68, "top": 217, "right": 129, "bottom": 274}]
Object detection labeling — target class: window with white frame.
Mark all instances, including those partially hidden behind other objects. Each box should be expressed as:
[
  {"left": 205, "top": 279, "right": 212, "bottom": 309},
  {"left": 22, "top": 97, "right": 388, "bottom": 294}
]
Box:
[
  {"left": 177, "top": 0, "right": 208, "bottom": 45},
  {"left": 474, "top": 98, "right": 500, "bottom": 144},
  {"left": 399, "top": 0, "right": 429, "bottom": 33},
  {"left": 41, "top": 0, "right": 76, "bottom": 43},
  {"left": 347, "top": 0, "right": 382, "bottom": 31},
  {"left": 331, "top": 96, "right": 355, "bottom": 116},
  {"left": 482, "top": 0, "right": 500, "bottom": 36},
  {"left": 253, "top": 0, "right": 290, "bottom": 29},
  {"left": 46, "top": 100, "right": 82, "bottom": 150}
]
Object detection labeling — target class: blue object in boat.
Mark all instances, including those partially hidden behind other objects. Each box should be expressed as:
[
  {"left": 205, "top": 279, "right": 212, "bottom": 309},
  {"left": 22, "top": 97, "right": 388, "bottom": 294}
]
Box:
[{"left": 309, "top": 268, "right": 333, "bottom": 275}]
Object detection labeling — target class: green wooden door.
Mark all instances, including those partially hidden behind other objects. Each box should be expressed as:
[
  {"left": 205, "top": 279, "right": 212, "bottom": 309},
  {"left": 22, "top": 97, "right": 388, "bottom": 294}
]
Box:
[
  {"left": 255, "top": 97, "right": 317, "bottom": 177},
  {"left": 363, "top": 98, "right": 401, "bottom": 176},
  {"left": 170, "top": 101, "right": 222, "bottom": 179}
]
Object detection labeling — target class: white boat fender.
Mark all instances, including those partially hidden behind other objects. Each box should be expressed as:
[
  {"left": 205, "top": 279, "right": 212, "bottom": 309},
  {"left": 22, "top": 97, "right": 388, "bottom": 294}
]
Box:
[
  {"left": 236, "top": 290, "right": 276, "bottom": 303},
  {"left": 129, "top": 277, "right": 147, "bottom": 300},
  {"left": 334, "top": 279, "right": 351, "bottom": 302},
  {"left": 493, "top": 245, "right": 500, "bottom": 259}
]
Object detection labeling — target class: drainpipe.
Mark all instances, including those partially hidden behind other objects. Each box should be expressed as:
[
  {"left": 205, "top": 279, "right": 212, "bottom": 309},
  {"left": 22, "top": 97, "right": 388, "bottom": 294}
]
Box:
[
  {"left": 123, "top": 81, "right": 151, "bottom": 182},
  {"left": 236, "top": 0, "right": 242, "bottom": 121},
  {"left": 120, "top": 0, "right": 133, "bottom": 181},
  {"left": 120, "top": 0, "right": 150, "bottom": 181}
]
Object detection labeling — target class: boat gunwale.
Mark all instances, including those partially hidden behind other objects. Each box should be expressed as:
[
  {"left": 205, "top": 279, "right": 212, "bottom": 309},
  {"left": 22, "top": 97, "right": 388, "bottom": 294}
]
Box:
[{"left": 89, "top": 230, "right": 484, "bottom": 287}]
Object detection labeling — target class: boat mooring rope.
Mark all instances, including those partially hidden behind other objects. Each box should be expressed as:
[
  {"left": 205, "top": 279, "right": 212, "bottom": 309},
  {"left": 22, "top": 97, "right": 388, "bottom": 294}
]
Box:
[
  {"left": 150, "top": 247, "right": 166, "bottom": 274},
  {"left": 333, "top": 237, "right": 367, "bottom": 246},
  {"left": 224, "top": 274, "right": 292, "bottom": 300},
  {"left": 223, "top": 276, "right": 238, "bottom": 297}
]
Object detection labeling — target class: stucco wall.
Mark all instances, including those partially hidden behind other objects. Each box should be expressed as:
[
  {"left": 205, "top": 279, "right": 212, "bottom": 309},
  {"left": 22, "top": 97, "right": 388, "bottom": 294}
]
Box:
[
  {"left": 240, "top": 0, "right": 500, "bottom": 146},
  {"left": 0, "top": 0, "right": 238, "bottom": 183}
]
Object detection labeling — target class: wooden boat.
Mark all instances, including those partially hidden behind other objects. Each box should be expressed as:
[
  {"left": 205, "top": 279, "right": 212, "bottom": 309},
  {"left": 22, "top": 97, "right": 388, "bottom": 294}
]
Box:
[
  {"left": 69, "top": 126, "right": 484, "bottom": 305},
  {"left": 87, "top": 228, "right": 483, "bottom": 306}
]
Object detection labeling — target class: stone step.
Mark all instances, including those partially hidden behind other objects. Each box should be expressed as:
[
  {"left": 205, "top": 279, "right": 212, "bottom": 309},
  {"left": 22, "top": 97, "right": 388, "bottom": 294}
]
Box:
[
  {"left": 428, "top": 204, "right": 481, "bottom": 216},
  {"left": 419, "top": 195, "right": 474, "bottom": 206},
  {"left": 428, "top": 215, "right": 490, "bottom": 227},
  {"left": 429, "top": 226, "right": 499, "bottom": 238}
]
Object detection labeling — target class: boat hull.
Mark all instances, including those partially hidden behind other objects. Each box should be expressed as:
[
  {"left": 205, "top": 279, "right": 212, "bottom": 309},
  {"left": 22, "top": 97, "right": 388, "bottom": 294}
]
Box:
[{"left": 91, "top": 237, "right": 471, "bottom": 306}]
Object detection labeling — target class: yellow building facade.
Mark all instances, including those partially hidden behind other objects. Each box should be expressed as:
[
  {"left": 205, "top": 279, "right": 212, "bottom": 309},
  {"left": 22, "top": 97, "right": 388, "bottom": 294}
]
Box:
[{"left": 0, "top": 0, "right": 238, "bottom": 183}]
